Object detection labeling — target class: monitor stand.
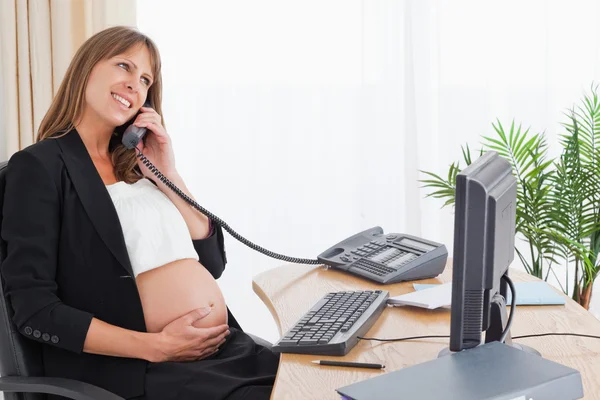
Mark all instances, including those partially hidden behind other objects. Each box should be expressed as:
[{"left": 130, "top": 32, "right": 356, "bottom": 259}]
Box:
[{"left": 439, "top": 293, "right": 540, "bottom": 357}]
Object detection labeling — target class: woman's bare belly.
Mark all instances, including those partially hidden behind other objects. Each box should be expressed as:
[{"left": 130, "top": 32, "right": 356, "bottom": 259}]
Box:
[{"left": 136, "top": 259, "right": 228, "bottom": 333}]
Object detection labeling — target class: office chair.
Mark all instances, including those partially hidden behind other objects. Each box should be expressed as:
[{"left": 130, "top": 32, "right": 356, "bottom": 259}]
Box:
[{"left": 0, "top": 159, "right": 272, "bottom": 400}]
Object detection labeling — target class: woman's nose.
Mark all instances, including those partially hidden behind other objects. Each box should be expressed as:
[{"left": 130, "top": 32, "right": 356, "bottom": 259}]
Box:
[{"left": 127, "top": 80, "right": 140, "bottom": 92}]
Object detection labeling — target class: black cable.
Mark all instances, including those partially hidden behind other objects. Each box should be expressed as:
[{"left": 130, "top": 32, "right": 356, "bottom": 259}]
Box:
[
  {"left": 136, "top": 150, "right": 321, "bottom": 265},
  {"left": 512, "top": 332, "right": 600, "bottom": 340},
  {"left": 358, "top": 332, "right": 600, "bottom": 343},
  {"left": 357, "top": 335, "right": 449, "bottom": 342},
  {"left": 499, "top": 274, "right": 516, "bottom": 343}
]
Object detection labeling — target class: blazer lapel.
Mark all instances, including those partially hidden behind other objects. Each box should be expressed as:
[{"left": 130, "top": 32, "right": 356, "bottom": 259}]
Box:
[{"left": 56, "top": 130, "right": 135, "bottom": 278}]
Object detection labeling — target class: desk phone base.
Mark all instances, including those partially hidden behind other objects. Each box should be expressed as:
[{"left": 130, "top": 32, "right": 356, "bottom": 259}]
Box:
[
  {"left": 272, "top": 290, "right": 389, "bottom": 356},
  {"left": 317, "top": 227, "right": 448, "bottom": 284}
]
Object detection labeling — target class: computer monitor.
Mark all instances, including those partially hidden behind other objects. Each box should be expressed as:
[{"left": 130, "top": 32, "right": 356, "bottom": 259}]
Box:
[{"left": 441, "top": 151, "right": 539, "bottom": 356}]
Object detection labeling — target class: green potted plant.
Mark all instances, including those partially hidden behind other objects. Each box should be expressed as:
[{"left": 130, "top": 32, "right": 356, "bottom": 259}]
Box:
[{"left": 421, "top": 85, "right": 600, "bottom": 309}]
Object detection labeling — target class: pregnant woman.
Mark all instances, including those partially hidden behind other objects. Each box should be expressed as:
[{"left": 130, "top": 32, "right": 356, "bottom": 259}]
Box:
[{"left": 1, "top": 26, "right": 278, "bottom": 400}]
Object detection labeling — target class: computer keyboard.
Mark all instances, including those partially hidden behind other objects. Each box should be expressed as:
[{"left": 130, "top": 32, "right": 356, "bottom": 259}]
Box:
[{"left": 271, "top": 289, "right": 389, "bottom": 356}]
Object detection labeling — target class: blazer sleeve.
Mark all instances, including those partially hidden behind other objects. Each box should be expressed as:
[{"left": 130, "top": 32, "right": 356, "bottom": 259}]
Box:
[
  {"left": 191, "top": 223, "right": 227, "bottom": 279},
  {"left": 1, "top": 150, "right": 94, "bottom": 354}
]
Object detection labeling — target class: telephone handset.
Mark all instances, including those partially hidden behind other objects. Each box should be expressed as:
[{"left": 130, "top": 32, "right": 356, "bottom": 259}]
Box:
[
  {"left": 120, "top": 103, "right": 447, "bottom": 283},
  {"left": 121, "top": 100, "right": 153, "bottom": 149}
]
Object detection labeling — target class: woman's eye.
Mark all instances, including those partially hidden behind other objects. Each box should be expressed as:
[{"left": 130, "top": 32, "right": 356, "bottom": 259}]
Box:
[{"left": 118, "top": 61, "right": 150, "bottom": 85}]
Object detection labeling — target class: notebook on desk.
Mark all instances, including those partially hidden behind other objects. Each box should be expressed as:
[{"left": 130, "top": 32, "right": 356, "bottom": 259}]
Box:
[{"left": 387, "top": 281, "right": 566, "bottom": 309}]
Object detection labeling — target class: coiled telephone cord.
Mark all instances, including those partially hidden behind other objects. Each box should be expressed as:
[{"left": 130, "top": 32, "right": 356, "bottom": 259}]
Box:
[{"left": 136, "top": 150, "right": 321, "bottom": 265}]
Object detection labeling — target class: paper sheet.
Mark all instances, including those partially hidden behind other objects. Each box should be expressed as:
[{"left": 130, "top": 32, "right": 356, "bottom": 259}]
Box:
[{"left": 387, "top": 283, "right": 452, "bottom": 309}]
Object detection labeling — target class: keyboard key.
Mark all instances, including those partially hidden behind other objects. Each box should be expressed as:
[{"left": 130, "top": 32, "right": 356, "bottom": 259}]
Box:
[
  {"left": 319, "top": 319, "right": 337, "bottom": 324},
  {"left": 299, "top": 338, "right": 319, "bottom": 345}
]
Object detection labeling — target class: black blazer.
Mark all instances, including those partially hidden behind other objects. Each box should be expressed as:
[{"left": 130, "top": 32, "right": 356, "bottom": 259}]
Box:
[{"left": 0, "top": 129, "right": 239, "bottom": 399}]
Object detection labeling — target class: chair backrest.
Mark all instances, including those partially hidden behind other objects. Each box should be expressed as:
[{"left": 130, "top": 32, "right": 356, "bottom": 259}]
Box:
[{"left": 0, "top": 160, "right": 46, "bottom": 400}]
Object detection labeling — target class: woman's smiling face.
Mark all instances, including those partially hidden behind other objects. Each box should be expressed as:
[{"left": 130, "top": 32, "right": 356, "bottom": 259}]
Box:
[{"left": 82, "top": 44, "right": 155, "bottom": 129}]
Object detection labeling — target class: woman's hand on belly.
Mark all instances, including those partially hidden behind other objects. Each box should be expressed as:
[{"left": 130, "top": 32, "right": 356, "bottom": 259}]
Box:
[
  {"left": 136, "top": 259, "right": 228, "bottom": 333},
  {"left": 150, "top": 307, "right": 230, "bottom": 363}
]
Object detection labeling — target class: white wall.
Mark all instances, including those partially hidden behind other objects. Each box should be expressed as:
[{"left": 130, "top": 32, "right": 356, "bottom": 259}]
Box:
[{"left": 138, "top": 0, "right": 600, "bottom": 343}]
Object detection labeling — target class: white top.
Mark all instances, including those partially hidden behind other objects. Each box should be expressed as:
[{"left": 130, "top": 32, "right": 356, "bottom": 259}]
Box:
[{"left": 105, "top": 178, "right": 199, "bottom": 277}]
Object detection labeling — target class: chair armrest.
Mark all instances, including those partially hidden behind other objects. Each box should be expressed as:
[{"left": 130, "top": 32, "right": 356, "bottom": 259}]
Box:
[{"left": 0, "top": 376, "right": 125, "bottom": 400}]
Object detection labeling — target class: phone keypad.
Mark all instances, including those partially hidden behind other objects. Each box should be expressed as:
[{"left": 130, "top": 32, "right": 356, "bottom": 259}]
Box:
[
  {"left": 350, "top": 240, "right": 386, "bottom": 258},
  {"left": 350, "top": 259, "right": 395, "bottom": 276},
  {"left": 340, "top": 236, "right": 419, "bottom": 270}
]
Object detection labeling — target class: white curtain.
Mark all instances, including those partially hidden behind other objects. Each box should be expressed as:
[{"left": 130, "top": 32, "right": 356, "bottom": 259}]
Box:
[
  {"left": 0, "top": 0, "right": 137, "bottom": 160},
  {"left": 138, "top": 0, "right": 600, "bottom": 342}
]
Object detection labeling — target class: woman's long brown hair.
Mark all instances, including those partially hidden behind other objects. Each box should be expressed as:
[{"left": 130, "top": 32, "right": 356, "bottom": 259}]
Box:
[{"left": 37, "top": 26, "right": 163, "bottom": 183}]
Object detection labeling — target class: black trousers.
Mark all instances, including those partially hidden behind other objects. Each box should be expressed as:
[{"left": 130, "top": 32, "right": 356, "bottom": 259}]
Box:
[{"left": 131, "top": 328, "right": 280, "bottom": 400}]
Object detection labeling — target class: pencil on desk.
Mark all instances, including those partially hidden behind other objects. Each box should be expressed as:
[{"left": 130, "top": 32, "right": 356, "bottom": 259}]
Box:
[{"left": 312, "top": 360, "right": 385, "bottom": 369}]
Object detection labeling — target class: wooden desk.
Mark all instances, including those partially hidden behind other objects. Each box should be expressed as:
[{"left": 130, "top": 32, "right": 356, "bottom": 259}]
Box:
[{"left": 253, "top": 261, "right": 600, "bottom": 399}]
